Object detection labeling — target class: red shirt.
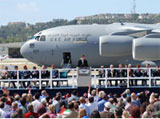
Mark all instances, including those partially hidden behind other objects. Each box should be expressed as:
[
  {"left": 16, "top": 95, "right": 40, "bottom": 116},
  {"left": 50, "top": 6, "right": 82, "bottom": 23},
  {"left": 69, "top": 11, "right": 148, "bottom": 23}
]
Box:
[{"left": 24, "top": 112, "right": 39, "bottom": 118}]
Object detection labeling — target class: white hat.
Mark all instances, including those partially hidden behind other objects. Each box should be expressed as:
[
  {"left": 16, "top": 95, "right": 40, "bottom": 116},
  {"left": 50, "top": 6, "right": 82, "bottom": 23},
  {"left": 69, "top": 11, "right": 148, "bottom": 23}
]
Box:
[{"left": 105, "top": 102, "right": 111, "bottom": 108}]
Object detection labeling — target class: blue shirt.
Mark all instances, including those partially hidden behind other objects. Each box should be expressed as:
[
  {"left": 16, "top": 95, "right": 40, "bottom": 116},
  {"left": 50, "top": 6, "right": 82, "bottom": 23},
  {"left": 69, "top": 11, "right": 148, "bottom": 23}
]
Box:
[
  {"left": 98, "top": 99, "right": 107, "bottom": 112},
  {"left": 79, "top": 104, "right": 90, "bottom": 117}
]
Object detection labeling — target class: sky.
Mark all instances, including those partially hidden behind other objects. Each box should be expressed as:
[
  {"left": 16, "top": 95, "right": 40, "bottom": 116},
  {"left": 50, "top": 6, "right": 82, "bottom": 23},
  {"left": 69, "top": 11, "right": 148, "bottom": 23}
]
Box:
[{"left": 0, "top": 0, "right": 160, "bottom": 26}]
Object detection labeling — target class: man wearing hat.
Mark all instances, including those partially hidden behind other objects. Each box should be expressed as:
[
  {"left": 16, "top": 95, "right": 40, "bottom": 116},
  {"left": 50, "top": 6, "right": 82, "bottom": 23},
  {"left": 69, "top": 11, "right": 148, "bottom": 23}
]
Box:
[
  {"left": 100, "top": 102, "right": 115, "bottom": 118},
  {"left": 77, "top": 54, "right": 88, "bottom": 68}
]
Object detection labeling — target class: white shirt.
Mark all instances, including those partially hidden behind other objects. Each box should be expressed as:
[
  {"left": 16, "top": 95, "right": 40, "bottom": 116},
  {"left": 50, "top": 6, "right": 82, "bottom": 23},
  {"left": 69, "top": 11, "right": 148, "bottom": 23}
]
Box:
[
  {"left": 88, "top": 93, "right": 99, "bottom": 103},
  {"left": 87, "top": 102, "right": 98, "bottom": 114},
  {"left": 0, "top": 108, "right": 6, "bottom": 118},
  {"left": 31, "top": 99, "right": 41, "bottom": 113}
]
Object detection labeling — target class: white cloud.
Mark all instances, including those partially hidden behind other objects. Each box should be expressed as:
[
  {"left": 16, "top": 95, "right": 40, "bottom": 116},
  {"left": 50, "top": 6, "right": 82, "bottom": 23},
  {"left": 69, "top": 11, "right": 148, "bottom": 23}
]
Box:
[{"left": 17, "top": 1, "right": 39, "bottom": 13}]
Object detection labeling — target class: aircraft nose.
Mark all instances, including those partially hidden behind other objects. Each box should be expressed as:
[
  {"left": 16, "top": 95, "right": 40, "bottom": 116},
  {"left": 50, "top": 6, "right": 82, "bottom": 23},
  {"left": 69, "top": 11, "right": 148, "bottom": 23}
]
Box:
[{"left": 20, "top": 42, "right": 31, "bottom": 58}]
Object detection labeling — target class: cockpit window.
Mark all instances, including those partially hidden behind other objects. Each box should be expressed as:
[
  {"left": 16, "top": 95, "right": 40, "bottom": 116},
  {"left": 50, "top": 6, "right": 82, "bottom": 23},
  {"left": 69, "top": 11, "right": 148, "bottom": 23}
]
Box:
[
  {"left": 40, "top": 35, "right": 46, "bottom": 41},
  {"left": 30, "top": 43, "right": 35, "bottom": 48},
  {"left": 35, "top": 36, "right": 40, "bottom": 41}
]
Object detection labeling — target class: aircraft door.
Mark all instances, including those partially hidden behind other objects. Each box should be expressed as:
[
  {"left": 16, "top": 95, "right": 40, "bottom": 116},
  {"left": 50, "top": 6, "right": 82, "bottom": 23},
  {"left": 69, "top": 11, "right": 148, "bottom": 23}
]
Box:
[{"left": 62, "top": 52, "right": 72, "bottom": 68}]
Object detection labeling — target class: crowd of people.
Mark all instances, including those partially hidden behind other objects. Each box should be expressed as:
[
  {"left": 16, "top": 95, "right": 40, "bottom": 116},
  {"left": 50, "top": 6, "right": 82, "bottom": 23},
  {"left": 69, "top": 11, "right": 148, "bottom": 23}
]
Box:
[
  {"left": 1, "top": 63, "right": 160, "bottom": 88},
  {"left": 0, "top": 86, "right": 160, "bottom": 118}
]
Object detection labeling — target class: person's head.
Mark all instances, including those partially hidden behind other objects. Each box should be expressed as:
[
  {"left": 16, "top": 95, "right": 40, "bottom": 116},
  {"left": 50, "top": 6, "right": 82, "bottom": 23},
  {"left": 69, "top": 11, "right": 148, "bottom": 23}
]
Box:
[
  {"left": 68, "top": 102, "right": 74, "bottom": 110},
  {"left": 130, "top": 106, "right": 141, "bottom": 118},
  {"left": 81, "top": 54, "right": 86, "bottom": 60},
  {"left": 110, "top": 64, "right": 114, "bottom": 69},
  {"left": 27, "top": 94, "right": 32, "bottom": 102},
  {"left": 51, "top": 64, "right": 55, "bottom": 69},
  {"left": 72, "top": 90, "right": 78, "bottom": 96},
  {"left": 35, "top": 93, "right": 40, "bottom": 100},
  {"left": 14, "top": 66, "right": 18, "bottom": 70},
  {"left": 131, "top": 93, "right": 137, "bottom": 100},
  {"left": 41, "top": 90, "right": 47, "bottom": 96},
  {"left": 79, "top": 97, "right": 85, "bottom": 104},
  {"left": 136, "top": 64, "right": 141, "bottom": 68},
  {"left": 27, "top": 104, "right": 34, "bottom": 112},
  {"left": 119, "top": 64, "right": 123, "bottom": 68},
  {"left": 126, "top": 97, "right": 131, "bottom": 103},
  {"left": 128, "top": 64, "right": 132, "bottom": 68},
  {"left": 48, "top": 104, "right": 56, "bottom": 113},
  {"left": 33, "top": 66, "right": 36, "bottom": 70},
  {"left": 20, "top": 98, "right": 26, "bottom": 106},
  {"left": 55, "top": 95, "right": 61, "bottom": 101},
  {"left": 101, "top": 65, "right": 104, "bottom": 69},
  {"left": 74, "top": 102, "right": 79, "bottom": 111},
  {"left": 109, "top": 98, "right": 114, "bottom": 104},
  {"left": 104, "top": 102, "right": 111, "bottom": 111},
  {"left": 41, "top": 100, "right": 47, "bottom": 107},
  {"left": 23, "top": 65, "right": 28, "bottom": 70},
  {"left": 78, "top": 108, "right": 87, "bottom": 118},
  {"left": 91, "top": 89, "right": 96, "bottom": 96},
  {"left": 88, "top": 96, "right": 94, "bottom": 103},
  {"left": 12, "top": 102, "right": 18, "bottom": 111},
  {"left": 90, "top": 110, "right": 101, "bottom": 118},
  {"left": 146, "top": 64, "right": 150, "bottom": 68},
  {"left": 122, "top": 111, "right": 130, "bottom": 118},
  {"left": 98, "top": 91, "right": 105, "bottom": 99},
  {"left": 4, "top": 66, "right": 8, "bottom": 70},
  {"left": 140, "top": 102, "right": 149, "bottom": 115},
  {"left": 114, "top": 107, "right": 123, "bottom": 118},
  {"left": 149, "top": 93, "right": 155, "bottom": 104},
  {"left": 56, "top": 92, "right": 62, "bottom": 98},
  {"left": 15, "top": 94, "right": 20, "bottom": 101},
  {"left": 10, "top": 111, "right": 19, "bottom": 118},
  {"left": 22, "top": 93, "right": 27, "bottom": 99},
  {"left": 16, "top": 108, "right": 23, "bottom": 118},
  {"left": 42, "top": 65, "right": 46, "bottom": 69},
  {"left": 0, "top": 102, "right": 4, "bottom": 109},
  {"left": 59, "top": 101, "right": 67, "bottom": 109}
]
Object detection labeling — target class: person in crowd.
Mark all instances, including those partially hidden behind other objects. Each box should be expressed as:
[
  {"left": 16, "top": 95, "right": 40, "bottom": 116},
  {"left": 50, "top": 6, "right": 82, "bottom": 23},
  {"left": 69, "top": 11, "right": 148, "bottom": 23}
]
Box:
[
  {"left": 90, "top": 110, "right": 101, "bottom": 118},
  {"left": 99, "top": 65, "right": 105, "bottom": 86},
  {"left": 41, "top": 65, "right": 50, "bottom": 87},
  {"left": 114, "top": 107, "right": 123, "bottom": 118},
  {"left": 31, "top": 66, "right": 39, "bottom": 87},
  {"left": 130, "top": 106, "right": 141, "bottom": 118},
  {"left": 116, "top": 64, "right": 127, "bottom": 86},
  {"left": 19, "top": 98, "right": 28, "bottom": 116},
  {"left": 131, "top": 92, "right": 141, "bottom": 107},
  {"left": 40, "top": 90, "right": 47, "bottom": 102},
  {"left": 9, "top": 65, "right": 18, "bottom": 88},
  {"left": 133, "top": 64, "right": 143, "bottom": 86},
  {"left": 1, "top": 66, "right": 10, "bottom": 88},
  {"left": 79, "top": 97, "right": 90, "bottom": 117},
  {"left": 100, "top": 101, "right": 115, "bottom": 118},
  {"left": 0, "top": 102, "right": 6, "bottom": 118},
  {"left": 5, "top": 102, "right": 18, "bottom": 118},
  {"left": 151, "top": 65, "right": 160, "bottom": 86},
  {"left": 37, "top": 100, "right": 47, "bottom": 116},
  {"left": 77, "top": 54, "right": 89, "bottom": 68},
  {"left": 20, "top": 65, "right": 31, "bottom": 88},
  {"left": 141, "top": 64, "right": 150, "bottom": 86},
  {"left": 125, "top": 97, "right": 132, "bottom": 113},
  {"left": 86, "top": 96, "right": 98, "bottom": 114},
  {"left": 78, "top": 108, "right": 88, "bottom": 118},
  {"left": 31, "top": 93, "right": 41, "bottom": 113},
  {"left": 98, "top": 92, "right": 108, "bottom": 112},
  {"left": 88, "top": 84, "right": 99, "bottom": 103},
  {"left": 40, "top": 104, "right": 56, "bottom": 118},
  {"left": 68, "top": 90, "right": 79, "bottom": 102},
  {"left": 24, "top": 104, "right": 39, "bottom": 118},
  {"left": 64, "top": 102, "right": 78, "bottom": 118},
  {"left": 51, "top": 64, "right": 59, "bottom": 87},
  {"left": 108, "top": 64, "right": 116, "bottom": 86}
]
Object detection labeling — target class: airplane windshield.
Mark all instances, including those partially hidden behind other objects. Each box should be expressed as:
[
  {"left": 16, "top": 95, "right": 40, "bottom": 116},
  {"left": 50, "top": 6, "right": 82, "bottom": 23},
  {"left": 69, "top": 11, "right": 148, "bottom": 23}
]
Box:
[
  {"left": 40, "top": 35, "right": 46, "bottom": 41},
  {"left": 35, "top": 36, "right": 40, "bottom": 41}
]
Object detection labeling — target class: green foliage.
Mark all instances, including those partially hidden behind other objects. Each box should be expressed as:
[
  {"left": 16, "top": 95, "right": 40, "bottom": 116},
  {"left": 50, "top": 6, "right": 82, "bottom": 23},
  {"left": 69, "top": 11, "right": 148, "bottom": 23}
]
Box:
[{"left": 1, "top": 15, "right": 160, "bottom": 43}]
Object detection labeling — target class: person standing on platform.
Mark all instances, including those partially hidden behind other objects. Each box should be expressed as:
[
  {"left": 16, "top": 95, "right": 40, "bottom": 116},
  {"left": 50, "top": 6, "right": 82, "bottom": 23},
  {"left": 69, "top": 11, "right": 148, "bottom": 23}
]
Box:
[{"left": 77, "top": 54, "right": 88, "bottom": 68}]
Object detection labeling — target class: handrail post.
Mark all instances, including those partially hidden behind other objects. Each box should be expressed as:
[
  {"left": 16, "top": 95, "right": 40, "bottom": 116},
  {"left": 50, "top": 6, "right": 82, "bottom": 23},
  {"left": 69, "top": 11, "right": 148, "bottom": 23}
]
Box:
[
  {"left": 127, "top": 68, "right": 129, "bottom": 88},
  {"left": 105, "top": 68, "right": 108, "bottom": 88},
  {"left": 94, "top": 69, "right": 97, "bottom": 88},
  {"left": 72, "top": 69, "right": 74, "bottom": 88},
  {"left": 50, "top": 69, "right": 52, "bottom": 89},
  {"left": 39, "top": 70, "right": 41, "bottom": 89},
  {"left": 17, "top": 70, "right": 19, "bottom": 89},
  {"left": 149, "top": 68, "right": 151, "bottom": 87}
]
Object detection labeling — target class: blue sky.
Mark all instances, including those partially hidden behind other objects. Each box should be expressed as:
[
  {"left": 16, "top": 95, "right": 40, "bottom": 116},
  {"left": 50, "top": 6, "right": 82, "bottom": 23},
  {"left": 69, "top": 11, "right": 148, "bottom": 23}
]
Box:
[{"left": 0, "top": 0, "right": 160, "bottom": 25}]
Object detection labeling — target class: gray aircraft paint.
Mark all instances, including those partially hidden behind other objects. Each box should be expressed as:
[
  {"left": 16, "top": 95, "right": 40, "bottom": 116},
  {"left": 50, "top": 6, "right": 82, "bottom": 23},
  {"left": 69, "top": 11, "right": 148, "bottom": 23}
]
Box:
[{"left": 20, "top": 23, "right": 160, "bottom": 67}]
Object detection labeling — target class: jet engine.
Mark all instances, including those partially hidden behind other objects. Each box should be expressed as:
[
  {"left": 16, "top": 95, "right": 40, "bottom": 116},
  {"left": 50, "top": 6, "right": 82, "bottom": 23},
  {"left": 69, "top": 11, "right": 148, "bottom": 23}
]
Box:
[
  {"left": 99, "top": 35, "right": 133, "bottom": 56},
  {"left": 133, "top": 38, "right": 160, "bottom": 60}
]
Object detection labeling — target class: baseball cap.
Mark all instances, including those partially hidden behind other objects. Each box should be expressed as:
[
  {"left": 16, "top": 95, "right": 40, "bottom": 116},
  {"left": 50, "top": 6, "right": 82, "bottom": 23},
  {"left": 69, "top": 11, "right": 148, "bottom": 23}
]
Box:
[{"left": 105, "top": 102, "right": 111, "bottom": 108}]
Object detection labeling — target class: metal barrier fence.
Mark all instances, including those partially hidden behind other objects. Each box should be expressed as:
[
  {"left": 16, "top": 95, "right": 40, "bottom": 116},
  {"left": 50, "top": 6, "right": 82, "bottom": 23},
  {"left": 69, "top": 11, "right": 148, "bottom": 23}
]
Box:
[{"left": 0, "top": 67, "right": 160, "bottom": 89}]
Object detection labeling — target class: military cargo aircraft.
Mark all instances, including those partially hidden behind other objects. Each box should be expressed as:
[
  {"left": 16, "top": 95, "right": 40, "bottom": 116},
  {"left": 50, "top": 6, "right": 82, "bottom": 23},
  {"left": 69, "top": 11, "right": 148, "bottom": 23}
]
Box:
[{"left": 20, "top": 22, "right": 160, "bottom": 67}]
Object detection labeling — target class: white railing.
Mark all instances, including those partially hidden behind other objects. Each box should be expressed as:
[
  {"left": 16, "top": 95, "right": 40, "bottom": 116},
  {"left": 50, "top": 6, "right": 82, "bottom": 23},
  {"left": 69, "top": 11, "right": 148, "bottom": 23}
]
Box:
[{"left": 0, "top": 67, "right": 160, "bottom": 89}]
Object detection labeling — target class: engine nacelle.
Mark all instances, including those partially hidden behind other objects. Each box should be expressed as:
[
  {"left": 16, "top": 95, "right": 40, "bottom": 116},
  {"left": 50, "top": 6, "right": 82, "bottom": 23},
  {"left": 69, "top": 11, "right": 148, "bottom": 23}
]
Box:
[
  {"left": 99, "top": 35, "right": 133, "bottom": 56},
  {"left": 133, "top": 38, "right": 160, "bottom": 60}
]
